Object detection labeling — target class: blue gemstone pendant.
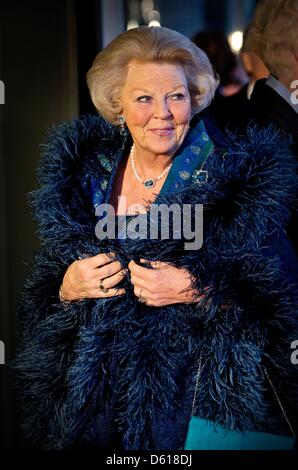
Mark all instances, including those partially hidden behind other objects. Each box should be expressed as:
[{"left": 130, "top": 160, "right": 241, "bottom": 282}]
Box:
[{"left": 144, "top": 179, "right": 155, "bottom": 188}]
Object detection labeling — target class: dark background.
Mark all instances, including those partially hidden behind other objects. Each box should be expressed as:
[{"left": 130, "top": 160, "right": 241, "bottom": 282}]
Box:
[{"left": 0, "top": 0, "right": 257, "bottom": 450}]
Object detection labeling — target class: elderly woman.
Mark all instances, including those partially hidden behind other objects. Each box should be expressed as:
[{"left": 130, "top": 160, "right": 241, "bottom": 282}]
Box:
[{"left": 12, "top": 26, "right": 298, "bottom": 450}]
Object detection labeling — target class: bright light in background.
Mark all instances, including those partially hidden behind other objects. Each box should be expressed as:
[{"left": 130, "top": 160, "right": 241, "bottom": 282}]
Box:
[
  {"left": 148, "top": 9, "right": 160, "bottom": 26},
  {"left": 127, "top": 20, "right": 139, "bottom": 30},
  {"left": 127, "top": 1, "right": 161, "bottom": 29},
  {"left": 141, "top": 0, "right": 154, "bottom": 22},
  {"left": 148, "top": 20, "right": 161, "bottom": 27},
  {"left": 228, "top": 31, "right": 243, "bottom": 53},
  {"left": 149, "top": 9, "right": 160, "bottom": 21}
]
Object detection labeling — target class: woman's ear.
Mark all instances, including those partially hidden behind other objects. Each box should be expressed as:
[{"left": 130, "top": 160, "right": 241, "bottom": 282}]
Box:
[
  {"left": 112, "top": 100, "right": 123, "bottom": 126},
  {"left": 113, "top": 91, "right": 124, "bottom": 118}
]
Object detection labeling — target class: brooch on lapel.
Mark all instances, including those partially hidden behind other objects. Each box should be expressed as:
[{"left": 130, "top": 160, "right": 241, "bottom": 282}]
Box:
[{"left": 192, "top": 169, "right": 209, "bottom": 185}]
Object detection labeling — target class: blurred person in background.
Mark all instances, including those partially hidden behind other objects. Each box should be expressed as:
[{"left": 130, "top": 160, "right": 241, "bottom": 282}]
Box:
[
  {"left": 192, "top": 31, "right": 246, "bottom": 97},
  {"left": 202, "top": 25, "right": 269, "bottom": 132},
  {"left": 241, "top": 24, "right": 270, "bottom": 100},
  {"left": 247, "top": 0, "right": 298, "bottom": 254},
  {"left": 248, "top": 0, "right": 298, "bottom": 151}
]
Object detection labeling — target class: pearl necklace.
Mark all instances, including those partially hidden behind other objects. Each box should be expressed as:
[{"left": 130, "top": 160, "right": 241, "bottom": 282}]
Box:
[{"left": 129, "top": 144, "right": 172, "bottom": 188}]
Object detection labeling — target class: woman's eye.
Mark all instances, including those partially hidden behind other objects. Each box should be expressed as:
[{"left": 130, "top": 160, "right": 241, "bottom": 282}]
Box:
[
  {"left": 170, "top": 93, "right": 185, "bottom": 101},
  {"left": 137, "top": 95, "right": 152, "bottom": 103}
]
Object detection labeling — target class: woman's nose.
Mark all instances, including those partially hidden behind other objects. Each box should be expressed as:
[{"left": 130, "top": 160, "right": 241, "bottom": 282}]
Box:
[{"left": 153, "top": 98, "right": 172, "bottom": 119}]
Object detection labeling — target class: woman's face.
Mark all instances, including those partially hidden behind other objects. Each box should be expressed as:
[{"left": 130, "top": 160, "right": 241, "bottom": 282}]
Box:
[{"left": 120, "top": 61, "right": 192, "bottom": 159}]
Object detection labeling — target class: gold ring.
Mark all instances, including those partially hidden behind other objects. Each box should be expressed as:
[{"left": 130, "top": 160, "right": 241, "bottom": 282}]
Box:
[{"left": 99, "top": 279, "right": 109, "bottom": 293}]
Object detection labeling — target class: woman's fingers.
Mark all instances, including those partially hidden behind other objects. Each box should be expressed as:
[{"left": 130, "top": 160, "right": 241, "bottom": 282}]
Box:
[
  {"left": 97, "top": 269, "right": 127, "bottom": 289},
  {"left": 88, "top": 251, "right": 117, "bottom": 268},
  {"left": 81, "top": 260, "right": 123, "bottom": 283},
  {"left": 92, "top": 287, "right": 126, "bottom": 298},
  {"left": 75, "top": 268, "right": 127, "bottom": 299},
  {"left": 61, "top": 252, "right": 121, "bottom": 301},
  {"left": 95, "top": 260, "right": 123, "bottom": 279},
  {"left": 74, "top": 275, "right": 127, "bottom": 299}
]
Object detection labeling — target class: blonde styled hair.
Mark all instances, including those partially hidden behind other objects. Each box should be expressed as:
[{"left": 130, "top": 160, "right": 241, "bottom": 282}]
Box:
[
  {"left": 247, "top": 0, "right": 298, "bottom": 78},
  {"left": 86, "top": 26, "right": 219, "bottom": 125}
]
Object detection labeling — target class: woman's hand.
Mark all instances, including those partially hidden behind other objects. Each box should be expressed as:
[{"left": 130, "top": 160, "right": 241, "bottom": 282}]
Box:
[
  {"left": 128, "top": 258, "right": 204, "bottom": 307},
  {"left": 61, "top": 252, "right": 126, "bottom": 301}
]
